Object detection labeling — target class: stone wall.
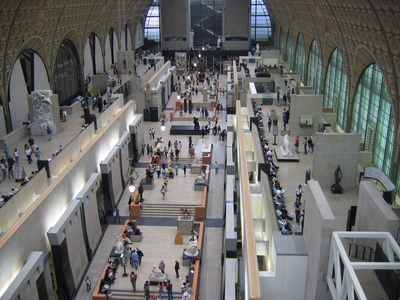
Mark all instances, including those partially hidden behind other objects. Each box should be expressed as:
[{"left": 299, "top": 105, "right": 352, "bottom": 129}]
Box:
[{"left": 312, "top": 132, "right": 361, "bottom": 189}]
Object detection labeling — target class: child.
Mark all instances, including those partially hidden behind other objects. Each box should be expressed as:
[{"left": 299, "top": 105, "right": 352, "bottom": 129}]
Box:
[
  {"left": 163, "top": 176, "right": 168, "bottom": 191},
  {"left": 161, "top": 185, "right": 166, "bottom": 200}
]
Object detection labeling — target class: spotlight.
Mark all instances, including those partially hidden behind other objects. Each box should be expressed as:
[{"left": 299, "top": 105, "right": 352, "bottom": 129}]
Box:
[{"left": 128, "top": 178, "right": 136, "bottom": 193}]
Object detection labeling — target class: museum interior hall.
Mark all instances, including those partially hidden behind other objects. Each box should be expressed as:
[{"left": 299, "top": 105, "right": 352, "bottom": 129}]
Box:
[{"left": 1, "top": 1, "right": 400, "bottom": 300}]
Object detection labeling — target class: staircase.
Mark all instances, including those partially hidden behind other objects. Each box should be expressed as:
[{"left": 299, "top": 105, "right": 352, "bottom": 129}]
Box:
[
  {"left": 140, "top": 203, "right": 196, "bottom": 217},
  {"left": 109, "top": 288, "right": 182, "bottom": 299}
]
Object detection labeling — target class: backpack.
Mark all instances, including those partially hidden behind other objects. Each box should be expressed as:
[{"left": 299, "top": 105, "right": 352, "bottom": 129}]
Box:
[{"left": 46, "top": 127, "right": 52, "bottom": 134}]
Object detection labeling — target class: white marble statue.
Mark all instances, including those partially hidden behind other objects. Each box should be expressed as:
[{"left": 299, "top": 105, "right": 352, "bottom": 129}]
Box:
[
  {"left": 256, "top": 44, "right": 260, "bottom": 53},
  {"left": 184, "top": 237, "right": 199, "bottom": 257},
  {"left": 151, "top": 265, "right": 166, "bottom": 280},
  {"left": 217, "top": 37, "right": 221, "bottom": 48},
  {"left": 195, "top": 173, "right": 206, "bottom": 184},
  {"left": 280, "top": 134, "right": 293, "bottom": 157},
  {"left": 269, "top": 105, "right": 276, "bottom": 118},
  {"left": 192, "top": 154, "right": 200, "bottom": 164},
  {"left": 114, "top": 234, "right": 124, "bottom": 253},
  {"left": 28, "top": 91, "right": 55, "bottom": 135}
]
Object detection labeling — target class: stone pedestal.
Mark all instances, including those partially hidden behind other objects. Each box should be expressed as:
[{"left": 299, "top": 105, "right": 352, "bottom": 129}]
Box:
[
  {"left": 140, "top": 178, "right": 154, "bottom": 190},
  {"left": 203, "top": 87, "right": 208, "bottom": 102},
  {"left": 201, "top": 143, "right": 212, "bottom": 155},
  {"left": 182, "top": 249, "right": 201, "bottom": 266},
  {"left": 191, "top": 163, "right": 202, "bottom": 174},
  {"left": 177, "top": 216, "right": 194, "bottom": 234}
]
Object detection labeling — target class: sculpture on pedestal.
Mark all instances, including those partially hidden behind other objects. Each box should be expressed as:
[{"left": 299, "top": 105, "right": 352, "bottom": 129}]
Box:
[
  {"left": 184, "top": 236, "right": 199, "bottom": 257},
  {"left": 331, "top": 165, "right": 343, "bottom": 194},
  {"left": 180, "top": 207, "right": 191, "bottom": 219},
  {"left": 269, "top": 105, "right": 276, "bottom": 118},
  {"left": 280, "top": 135, "right": 293, "bottom": 156},
  {"left": 150, "top": 265, "right": 166, "bottom": 280},
  {"left": 195, "top": 173, "right": 206, "bottom": 184},
  {"left": 114, "top": 234, "right": 124, "bottom": 253}
]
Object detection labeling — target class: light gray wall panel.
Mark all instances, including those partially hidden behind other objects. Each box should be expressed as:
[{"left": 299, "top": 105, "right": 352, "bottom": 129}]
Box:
[
  {"left": 225, "top": 0, "right": 249, "bottom": 37},
  {"left": 76, "top": 173, "right": 102, "bottom": 253},
  {"left": 161, "top": 0, "right": 187, "bottom": 38}
]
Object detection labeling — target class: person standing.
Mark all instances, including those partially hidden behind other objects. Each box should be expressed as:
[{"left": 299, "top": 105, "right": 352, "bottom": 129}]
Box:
[
  {"left": 159, "top": 260, "right": 165, "bottom": 274},
  {"left": 166, "top": 280, "right": 173, "bottom": 300},
  {"left": 174, "top": 260, "right": 181, "bottom": 279},
  {"left": 158, "top": 280, "right": 164, "bottom": 299},
  {"left": 183, "top": 165, "right": 187, "bottom": 177},
  {"left": 13, "top": 148, "right": 19, "bottom": 164},
  {"left": 136, "top": 248, "right": 144, "bottom": 266},
  {"left": 214, "top": 161, "right": 219, "bottom": 173},
  {"left": 295, "top": 185, "right": 303, "bottom": 202},
  {"left": 168, "top": 165, "right": 174, "bottom": 179},
  {"left": 113, "top": 207, "right": 121, "bottom": 223},
  {"left": 174, "top": 164, "right": 179, "bottom": 176},
  {"left": 35, "top": 147, "right": 42, "bottom": 160},
  {"left": 85, "top": 276, "right": 91, "bottom": 292},
  {"left": 294, "top": 199, "right": 303, "bottom": 225},
  {"left": 3, "top": 144, "right": 9, "bottom": 158},
  {"left": 161, "top": 185, "right": 166, "bottom": 200},
  {"left": 272, "top": 117, "right": 278, "bottom": 135},
  {"left": 308, "top": 136, "right": 313, "bottom": 153},
  {"left": 156, "top": 164, "right": 161, "bottom": 179},
  {"left": 25, "top": 147, "right": 33, "bottom": 164},
  {"left": 283, "top": 93, "right": 287, "bottom": 106},
  {"left": 267, "top": 118, "right": 272, "bottom": 132},
  {"left": 144, "top": 281, "right": 150, "bottom": 300},
  {"left": 28, "top": 136, "right": 35, "bottom": 151},
  {"left": 282, "top": 109, "right": 288, "bottom": 130},
  {"left": 131, "top": 250, "right": 139, "bottom": 269},
  {"left": 294, "top": 136, "right": 299, "bottom": 154},
  {"left": 0, "top": 160, "right": 6, "bottom": 181},
  {"left": 46, "top": 126, "right": 52, "bottom": 140},
  {"left": 129, "top": 272, "right": 137, "bottom": 291},
  {"left": 138, "top": 184, "right": 144, "bottom": 202},
  {"left": 303, "top": 137, "right": 308, "bottom": 154},
  {"left": 7, "top": 156, "right": 15, "bottom": 180}
]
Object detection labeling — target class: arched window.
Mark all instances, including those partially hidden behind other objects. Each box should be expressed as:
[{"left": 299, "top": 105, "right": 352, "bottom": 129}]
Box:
[
  {"left": 350, "top": 64, "right": 394, "bottom": 177},
  {"left": 294, "top": 34, "right": 305, "bottom": 81},
  {"left": 306, "top": 40, "right": 322, "bottom": 94},
  {"left": 251, "top": 0, "right": 272, "bottom": 45},
  {"left": 53, "top": 41, "right": 81, "bottom": 105},
  {"left": 285, "top": 30, "right": 293, "bottom": 66},
  {"left": 324, "top": 48, "right": 348, "bottom": 129},
  {"left": 144, "top": 0, "right": 160, "bottom": 42}
]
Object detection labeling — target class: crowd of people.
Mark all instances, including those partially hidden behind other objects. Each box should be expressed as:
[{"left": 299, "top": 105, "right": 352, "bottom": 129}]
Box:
[{"left": 0, "top": 137, "right": 65, "bottom": 207}]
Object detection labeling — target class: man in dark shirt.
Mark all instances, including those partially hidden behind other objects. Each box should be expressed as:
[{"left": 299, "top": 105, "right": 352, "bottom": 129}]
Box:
[{"left": 166, "top": 280, "right": 173, "bottom": 300}]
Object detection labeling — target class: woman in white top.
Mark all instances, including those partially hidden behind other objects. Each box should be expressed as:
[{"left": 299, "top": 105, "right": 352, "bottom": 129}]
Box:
[{"left": 13, "top": 148, "right": 19, "bottom": 164}]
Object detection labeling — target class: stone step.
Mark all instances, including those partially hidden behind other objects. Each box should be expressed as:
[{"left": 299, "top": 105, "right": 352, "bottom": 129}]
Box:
[
  {"left": 142, "top": 203, "right": 196, "bottom": 207},
  {"left": 109, "top": 289, "right": 182, "bottom": 300},
  {"left": 140, "top": 211, "right": 183, "bottom": 217},
  {"left": 139, "top": 203, "right": 196, "bottom": 217}
]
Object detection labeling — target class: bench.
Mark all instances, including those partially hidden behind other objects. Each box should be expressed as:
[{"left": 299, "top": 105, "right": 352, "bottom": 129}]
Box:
[{"left": 361, "top": 167, "right": 396, "bottom": 204}]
